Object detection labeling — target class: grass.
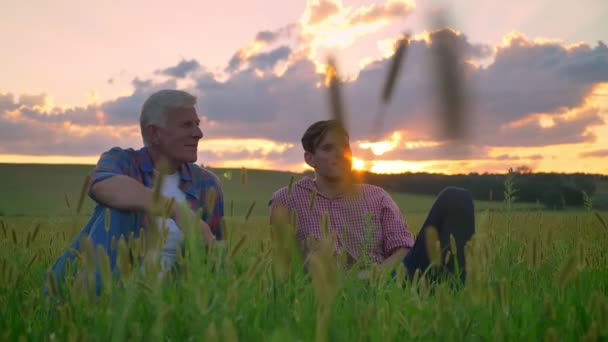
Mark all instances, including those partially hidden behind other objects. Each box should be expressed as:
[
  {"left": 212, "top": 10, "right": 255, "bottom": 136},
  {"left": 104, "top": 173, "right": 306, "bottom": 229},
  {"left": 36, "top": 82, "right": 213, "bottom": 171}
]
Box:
[
  {"left": 0, "top": 164, "right": 535, "bottom": 217},
  {"left": 0, "top": 164, "right": 607, "bottom": 340}
]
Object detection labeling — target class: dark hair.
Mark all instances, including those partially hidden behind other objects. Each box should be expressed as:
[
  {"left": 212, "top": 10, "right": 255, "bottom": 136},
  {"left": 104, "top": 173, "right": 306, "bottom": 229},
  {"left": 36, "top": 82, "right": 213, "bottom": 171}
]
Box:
[{"left": 301, "top": 120, "right": 349, "bottom": 153}]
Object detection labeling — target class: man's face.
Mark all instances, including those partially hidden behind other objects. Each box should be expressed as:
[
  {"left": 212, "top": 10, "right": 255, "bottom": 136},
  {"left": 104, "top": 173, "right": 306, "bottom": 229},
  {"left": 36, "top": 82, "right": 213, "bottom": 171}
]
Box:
[
  {"left": 154, "top": 107, "right": 203, "bottom": 165},
  {"left": 305, "top": 129, "right": 352, "bottom": 180}
]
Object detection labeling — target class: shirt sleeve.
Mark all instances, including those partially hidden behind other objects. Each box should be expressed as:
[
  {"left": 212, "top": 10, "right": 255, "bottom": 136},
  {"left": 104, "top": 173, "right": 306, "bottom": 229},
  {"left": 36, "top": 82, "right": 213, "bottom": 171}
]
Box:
[
  {"left": 201, "top": 173, "right": 225, "bottom": 240},
  {"left": 88, "top": 147, "right": 131, "bottom": 202},
  {"left": 268, "top": 188, "right": 290, "bottom": 222},
  {"left": 380, "top": 191, "right": 415, "bottom": 255}
]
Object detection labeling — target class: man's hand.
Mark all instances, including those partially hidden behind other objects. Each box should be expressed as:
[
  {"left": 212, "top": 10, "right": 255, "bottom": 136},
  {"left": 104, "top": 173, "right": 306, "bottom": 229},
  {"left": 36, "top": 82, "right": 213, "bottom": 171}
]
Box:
[
  {"left": 169, "top": 200, "right": 216, "bottom": 245},
  {"left": 357, "top": 247, "right": 409, "bottom": 280},
  {"left": 198, "top": 219, "right": 216, "bottom": 245},
  {"left": 357, "top": 270, "right": 371, "bottom": 280},
  {"left": 380, "top": 247, "right": 410, "bottom": 270}
]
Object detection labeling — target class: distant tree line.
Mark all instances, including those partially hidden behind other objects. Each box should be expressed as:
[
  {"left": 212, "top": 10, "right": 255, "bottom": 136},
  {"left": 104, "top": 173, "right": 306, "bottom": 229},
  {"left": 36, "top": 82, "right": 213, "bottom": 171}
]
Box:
[{"left": 358, "top": 170, "right": 607, "bottom": 210}]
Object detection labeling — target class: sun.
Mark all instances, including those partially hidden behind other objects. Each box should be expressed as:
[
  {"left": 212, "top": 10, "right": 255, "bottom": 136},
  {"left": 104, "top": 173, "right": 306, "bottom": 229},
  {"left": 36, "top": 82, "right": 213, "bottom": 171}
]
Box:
[{"left": 352, "top": 157, "right": 366, "bottom": 171}]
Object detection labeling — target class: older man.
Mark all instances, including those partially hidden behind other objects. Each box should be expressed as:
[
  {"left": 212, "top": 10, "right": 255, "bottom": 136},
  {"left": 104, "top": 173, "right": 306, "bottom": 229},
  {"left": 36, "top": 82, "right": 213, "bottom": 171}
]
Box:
[{"left": 49, "top": 89, "right": 223, "bottom": 290}]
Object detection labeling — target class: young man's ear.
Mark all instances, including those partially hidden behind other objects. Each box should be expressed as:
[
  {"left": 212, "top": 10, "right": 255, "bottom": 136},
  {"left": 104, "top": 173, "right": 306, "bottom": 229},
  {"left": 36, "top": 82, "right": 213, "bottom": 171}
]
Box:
[
  {"left": 304, "top": 151, "right": 315, "bottom": 168},
  {"left": 146, "top": 125, "right": 161, "bottom": 145}
]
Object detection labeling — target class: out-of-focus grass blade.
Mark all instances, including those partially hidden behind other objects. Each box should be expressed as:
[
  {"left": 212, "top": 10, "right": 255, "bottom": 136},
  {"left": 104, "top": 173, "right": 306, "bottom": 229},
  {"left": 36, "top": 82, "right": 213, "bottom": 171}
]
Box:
[
  {"left": 373, "top": 33, "right": 410, "bottom": 138},
  {"left": 430, "top": 12, "right": 468, "bottom": 142},
  {"left": 381, "top": 34, "right": 409, "bottom": 104},
  {"left": 326, "top": 57, "right": 346, "bottom": 128},
  {"left": 30, "top": 223, "right": 40, "bottom": 243},
  {"left": 240, "top": 167, "right": 248, "bottom": 186},
  {"left": 595, "top": 211, "right": 608, "bottom": 232},
  {"left": 64, "top": 193, "right": 71, "bottom": 210},
  {"left": 245, "top": 201, "right": 256, "bottom": 221},
  {"left": 76, "top": 174, "right": 91, "bottom": 214}
]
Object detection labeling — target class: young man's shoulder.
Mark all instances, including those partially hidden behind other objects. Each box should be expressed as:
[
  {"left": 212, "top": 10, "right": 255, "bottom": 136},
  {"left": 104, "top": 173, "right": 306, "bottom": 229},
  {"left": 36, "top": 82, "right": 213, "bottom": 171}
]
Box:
[
  {"left": 358, "top": 183, "right": 389, "bottom": 196},
  {"left": 270, "top": 186, "right": 290, "bottom": 203},
  {"left": 272, "top": 177, "right": 313, "bottom": 200},
  {"left": 356, "top": 183, "right": 395, "bottom": 206},
  {"left": 270, "top": 180, "right": 310, "bottom": 208}
]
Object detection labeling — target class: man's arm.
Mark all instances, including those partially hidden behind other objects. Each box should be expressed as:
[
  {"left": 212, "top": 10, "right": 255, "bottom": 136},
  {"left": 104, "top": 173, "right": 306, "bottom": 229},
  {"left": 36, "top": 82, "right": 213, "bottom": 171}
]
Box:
[
  {"left": 268, "top": 190, "right": 289, "bottom": 225},
  {"left": 203, "top": 176, "right": 225, "bottom": 240},
  {"left": 88, "top": 147, "right": 150, "bottom": 210},
  {"left": 91, "top": 175, "right": 155, "bottom": 212},
  {"left": 380, "top": 190, "right": 415, "bottom": 267},
  {"left": 357, "top": 247, "right": 410, "bottom": 280},
  {"left": 269, "top": 203, "right": 288, "bottom": 225},
  {"left": 89, "top": 148, "right": 215, "bottom": 244},
  {"left": 93, "top": 175, "right": 216, "bottom": 244},
  {"left": 380, "top": 247, "right": 410, "bottom": 269}
]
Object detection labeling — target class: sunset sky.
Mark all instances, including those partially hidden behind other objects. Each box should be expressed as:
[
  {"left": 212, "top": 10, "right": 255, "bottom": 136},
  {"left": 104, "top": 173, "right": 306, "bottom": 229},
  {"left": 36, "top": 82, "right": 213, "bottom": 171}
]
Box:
[{"left": 1, "top": 0, "right": 607, "bottom": 174}]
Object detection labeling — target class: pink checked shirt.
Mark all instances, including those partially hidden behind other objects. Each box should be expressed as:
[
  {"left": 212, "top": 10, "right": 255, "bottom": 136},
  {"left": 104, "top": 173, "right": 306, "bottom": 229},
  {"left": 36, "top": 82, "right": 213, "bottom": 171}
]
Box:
[{"left": 270, "top": 177, "right": 414, "bottom": 264}]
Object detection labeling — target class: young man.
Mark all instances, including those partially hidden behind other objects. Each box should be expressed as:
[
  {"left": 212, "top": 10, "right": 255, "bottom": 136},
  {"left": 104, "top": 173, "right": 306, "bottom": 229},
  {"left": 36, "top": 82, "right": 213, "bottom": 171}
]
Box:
[
  {"left": 49, "top": 89, "right": 224, "bottom": 290},
  {"left": 269, "top": 120, "right": 475, "bottom": 281}
]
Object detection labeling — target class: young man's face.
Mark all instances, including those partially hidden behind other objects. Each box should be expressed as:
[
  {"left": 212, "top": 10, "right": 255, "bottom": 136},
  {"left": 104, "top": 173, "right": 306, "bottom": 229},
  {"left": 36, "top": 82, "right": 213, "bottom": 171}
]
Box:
[
  {"left": 153, "top": 107, "right": 203, "bottom": 165},
  {"left": 305, "top": 129, "right": 352, "bottom": 180}
]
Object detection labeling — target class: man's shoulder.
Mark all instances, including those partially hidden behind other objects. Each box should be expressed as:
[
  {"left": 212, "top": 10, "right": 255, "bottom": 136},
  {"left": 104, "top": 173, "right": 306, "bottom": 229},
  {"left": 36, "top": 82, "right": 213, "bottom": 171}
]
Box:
[
  {"left": 270, "top": 185, "right": 298, "bottom": 208},
  {"left": 101, "top": 146, "right": 138, "bottom": 158},
  {"left": 271, "top": 186, "right": 290, "bottom": 201},
  {"left": 187, "top": 164, "right": 221, "bottom": 186},
  {"left": 95, "top": 147, "right": 143, "bottom": 171},
  {"left": 358, "top": 183, "right": 394, "bottom": 204}
]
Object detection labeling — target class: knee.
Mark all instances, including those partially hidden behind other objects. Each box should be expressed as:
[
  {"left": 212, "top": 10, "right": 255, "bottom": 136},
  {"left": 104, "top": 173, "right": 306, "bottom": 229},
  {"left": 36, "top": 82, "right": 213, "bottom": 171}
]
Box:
[
  {"left": 98, "top": 205, "right": 139, "bottom": 228},
  {"left": 438, "top": 186, "right": 473, "bottom": 205},
  {"left": 91, "top": 205, "right": 141, "bottom": 241}
]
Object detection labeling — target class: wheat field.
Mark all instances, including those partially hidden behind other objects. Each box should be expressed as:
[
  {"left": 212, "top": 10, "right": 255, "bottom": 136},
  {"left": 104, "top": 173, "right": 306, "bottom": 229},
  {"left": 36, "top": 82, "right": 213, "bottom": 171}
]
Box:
[{"left": 0, "top": 165, "right": 607, "bottom": 341}]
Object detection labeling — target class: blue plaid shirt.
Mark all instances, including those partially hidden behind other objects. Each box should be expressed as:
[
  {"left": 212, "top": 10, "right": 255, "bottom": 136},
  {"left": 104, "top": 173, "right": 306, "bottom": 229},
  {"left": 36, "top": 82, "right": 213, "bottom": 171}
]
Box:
[
  {"left": 48, "top": 146, "right": 223, "bottom": 293},
  {"left": 89, "top": 146, "right": 224, "bottom": 236}
]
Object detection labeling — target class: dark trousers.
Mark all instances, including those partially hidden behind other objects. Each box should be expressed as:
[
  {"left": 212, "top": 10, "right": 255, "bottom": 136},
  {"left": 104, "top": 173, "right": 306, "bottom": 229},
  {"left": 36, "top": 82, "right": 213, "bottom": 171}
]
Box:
[{"left": 402, "top": 187, "right": 476, "bottom": 283}]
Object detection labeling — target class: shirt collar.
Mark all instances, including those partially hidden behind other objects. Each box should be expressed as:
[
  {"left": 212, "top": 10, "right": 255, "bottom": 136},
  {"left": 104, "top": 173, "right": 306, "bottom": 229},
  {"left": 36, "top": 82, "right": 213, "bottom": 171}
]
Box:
[
  {"left": 296, "top": 176, "right": 359, "bottom": 199},
  {"left": 136, "top": 146, "right": 193, "bottom": 182},
  {"left": 136, "top": 147, "right": 198, "bottom": 199}
]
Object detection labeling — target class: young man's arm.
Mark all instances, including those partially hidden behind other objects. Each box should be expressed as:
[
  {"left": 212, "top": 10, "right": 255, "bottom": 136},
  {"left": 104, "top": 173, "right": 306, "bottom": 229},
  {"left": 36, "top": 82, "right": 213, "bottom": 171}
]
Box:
[
  {"left": 269, "top": 203, "right": 289, "bottom": 225},
  {"left": 380, "top": 247, "right": 410, "bottom": 269},
  {"left": 380, "top": 191, "right": 415, "bottom": 269},
  {"left": 358, "top": 247, "right": 410, "bottom": 280},
  {"left": 268, "top": 188, "right": 290, "bottom": 225}
]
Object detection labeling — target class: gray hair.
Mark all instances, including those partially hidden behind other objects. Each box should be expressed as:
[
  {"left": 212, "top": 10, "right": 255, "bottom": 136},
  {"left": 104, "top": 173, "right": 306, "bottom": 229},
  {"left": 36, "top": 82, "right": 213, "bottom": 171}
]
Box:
[{"left": 140, "top": 89, "right": 197, "bottom": 146}]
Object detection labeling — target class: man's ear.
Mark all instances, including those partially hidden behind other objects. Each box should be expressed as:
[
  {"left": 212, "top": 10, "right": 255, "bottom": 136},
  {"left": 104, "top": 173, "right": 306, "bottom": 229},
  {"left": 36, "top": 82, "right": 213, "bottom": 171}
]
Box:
[
  {"left": 304, "top": 151, "right": 315, "bottom": 168},
  {"left": 146, "top": 125, "right": 161, "bottom": 145}
]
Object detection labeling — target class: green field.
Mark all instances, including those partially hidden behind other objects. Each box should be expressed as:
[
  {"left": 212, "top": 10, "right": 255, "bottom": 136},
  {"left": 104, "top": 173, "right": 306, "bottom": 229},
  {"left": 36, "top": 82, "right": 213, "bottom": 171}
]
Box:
[
  {"left": 0, "top": 164, "right": 536, "bottom": 218},
  {"left": 0, "top": 164, "right": 607, "bottom": 340}
]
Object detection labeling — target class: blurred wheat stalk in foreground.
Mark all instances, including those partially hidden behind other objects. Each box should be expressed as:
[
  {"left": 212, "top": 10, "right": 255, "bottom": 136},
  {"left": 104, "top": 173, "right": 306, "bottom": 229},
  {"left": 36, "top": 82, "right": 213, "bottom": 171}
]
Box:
[{"left": 326, "top": 10, "right": 469, "bottom": 148}]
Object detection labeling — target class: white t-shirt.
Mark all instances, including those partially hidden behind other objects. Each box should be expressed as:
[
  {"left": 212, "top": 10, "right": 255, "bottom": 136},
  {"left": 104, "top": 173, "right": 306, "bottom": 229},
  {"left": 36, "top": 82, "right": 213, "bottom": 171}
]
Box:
[{"left": 155, "top": 172, "right": 187, "bottom": 275}]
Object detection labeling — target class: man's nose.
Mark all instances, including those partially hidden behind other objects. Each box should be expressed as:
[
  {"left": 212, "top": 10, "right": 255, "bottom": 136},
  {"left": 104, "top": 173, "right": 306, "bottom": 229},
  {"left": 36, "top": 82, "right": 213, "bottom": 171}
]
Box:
[{"left": 193, "top": 127, "right": 203, "bottom": 139}]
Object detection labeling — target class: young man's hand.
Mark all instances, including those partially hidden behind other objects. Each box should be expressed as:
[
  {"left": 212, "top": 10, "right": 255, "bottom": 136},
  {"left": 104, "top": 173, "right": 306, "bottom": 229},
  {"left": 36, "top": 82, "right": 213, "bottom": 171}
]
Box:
[
  {"left": 357, "top": 270, "right": 371, "bottom": 280},
  {"left": 381, "top": 247, "right": 409, "bottom": 269},
  {"left": 356, "top": 248, "right": 409, "bottom": 280}
]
